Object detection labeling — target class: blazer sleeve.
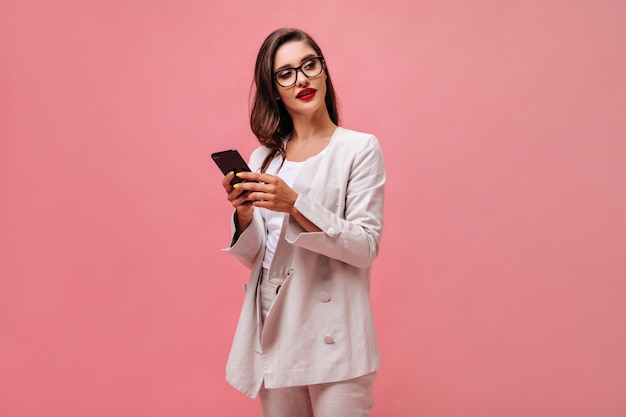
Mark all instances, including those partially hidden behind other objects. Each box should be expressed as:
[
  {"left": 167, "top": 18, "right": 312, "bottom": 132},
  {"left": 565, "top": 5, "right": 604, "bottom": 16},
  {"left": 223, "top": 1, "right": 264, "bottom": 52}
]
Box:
[
  {"left": 285, "top": 135, "right": 385, "bottom": 269},
  {"left": 222, "top": 206, "right": 265, "bottom": 270},
  {"left": 221, "top": 146, "right": 269, "bottom": 269}
]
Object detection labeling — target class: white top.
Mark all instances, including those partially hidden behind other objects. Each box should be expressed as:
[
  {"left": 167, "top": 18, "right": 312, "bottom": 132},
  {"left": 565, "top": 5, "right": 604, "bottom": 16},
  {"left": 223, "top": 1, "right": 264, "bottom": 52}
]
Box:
[
  {"left": 260, "top": 145, "right": 330, "bottom": 269},
  {"left": 260, "top": 158, "right": 304, "bottom": 269}
]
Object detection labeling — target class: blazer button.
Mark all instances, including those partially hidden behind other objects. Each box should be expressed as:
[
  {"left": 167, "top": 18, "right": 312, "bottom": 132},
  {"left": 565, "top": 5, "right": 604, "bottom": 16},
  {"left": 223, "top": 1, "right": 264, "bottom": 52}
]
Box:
[
  {"left": 323, "top": 335, "right": 335, "bottom": 344},
  {"left": 319, "top": 291, "right": 331, "bottom": 303},
  {"left": 327, "top": 227, "right": 337, "bottom": 237}
]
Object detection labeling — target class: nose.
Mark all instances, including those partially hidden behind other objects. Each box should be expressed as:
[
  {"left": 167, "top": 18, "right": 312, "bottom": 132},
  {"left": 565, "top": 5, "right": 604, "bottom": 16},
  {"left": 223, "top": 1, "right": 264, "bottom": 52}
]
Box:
[{"left": 295, "top": 69, "right": 309, "bottom": 87}]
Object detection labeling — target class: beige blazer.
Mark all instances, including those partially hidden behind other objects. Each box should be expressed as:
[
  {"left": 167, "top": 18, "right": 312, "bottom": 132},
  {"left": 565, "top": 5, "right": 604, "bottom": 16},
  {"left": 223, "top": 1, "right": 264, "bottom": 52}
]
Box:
[{"left": 223, "top": 127, "right": 385, "bottom": 398}]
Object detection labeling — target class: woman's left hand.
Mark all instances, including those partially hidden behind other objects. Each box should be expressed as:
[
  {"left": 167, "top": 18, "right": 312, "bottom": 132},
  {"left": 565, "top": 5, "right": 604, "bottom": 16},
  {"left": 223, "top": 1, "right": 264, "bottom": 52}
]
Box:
[{"left": 233, "top": 172, "right": 298, "bottom": 214}]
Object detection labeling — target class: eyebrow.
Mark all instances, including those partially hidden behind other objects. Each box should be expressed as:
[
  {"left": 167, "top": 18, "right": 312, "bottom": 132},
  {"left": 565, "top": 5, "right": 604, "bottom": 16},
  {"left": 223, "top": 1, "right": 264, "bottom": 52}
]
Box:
[{"left": 274, "top": 54, "right": 318, "bottom": 72}]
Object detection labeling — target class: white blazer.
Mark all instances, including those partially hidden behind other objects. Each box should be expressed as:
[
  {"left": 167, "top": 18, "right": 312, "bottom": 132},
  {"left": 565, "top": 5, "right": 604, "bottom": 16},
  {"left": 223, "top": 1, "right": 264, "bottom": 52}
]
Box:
[{"left": 223, "top": 127, "right": 385, "bottom": 398}]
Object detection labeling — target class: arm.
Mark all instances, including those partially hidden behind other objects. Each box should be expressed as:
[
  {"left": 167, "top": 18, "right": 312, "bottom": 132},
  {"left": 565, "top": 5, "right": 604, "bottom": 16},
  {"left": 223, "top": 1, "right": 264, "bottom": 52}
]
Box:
[
  {"left": 220, "top": 171, "right": 264, "bottom": 269},
  {"left": 285, "top": 136, "right": 386, "bottom": 268}
]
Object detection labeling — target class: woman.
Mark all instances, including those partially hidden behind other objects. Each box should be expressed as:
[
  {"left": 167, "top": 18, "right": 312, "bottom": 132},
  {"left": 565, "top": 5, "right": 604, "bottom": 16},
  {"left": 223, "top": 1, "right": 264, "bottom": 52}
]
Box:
[{"left": 220, "top": 27, "right": 385, "bottom": 417}]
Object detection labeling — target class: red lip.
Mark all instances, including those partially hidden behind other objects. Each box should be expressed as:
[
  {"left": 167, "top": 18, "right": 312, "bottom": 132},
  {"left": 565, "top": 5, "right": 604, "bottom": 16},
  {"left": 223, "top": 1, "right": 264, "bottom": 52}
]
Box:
[{"left": 296, "top": 88, "right": 316, "bottom": 100}]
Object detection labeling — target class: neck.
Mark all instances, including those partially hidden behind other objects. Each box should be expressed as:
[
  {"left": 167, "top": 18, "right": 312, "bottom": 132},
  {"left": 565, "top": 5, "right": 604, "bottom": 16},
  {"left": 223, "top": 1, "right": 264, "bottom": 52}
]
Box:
[{"left": 290, "top": 109, "right": 336, "bottom": 142}]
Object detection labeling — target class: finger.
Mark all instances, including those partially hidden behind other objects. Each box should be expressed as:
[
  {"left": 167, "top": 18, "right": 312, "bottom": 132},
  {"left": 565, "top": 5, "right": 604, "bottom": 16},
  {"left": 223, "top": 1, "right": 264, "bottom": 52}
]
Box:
[
  {"left": 251, "top": 198, "right": 286, "bottom": 212},
  {"left": 228, "top": 187, "right": 249, "bottom": 202},
  {"left": 222, "top": 171, "right": 236, "bottom": 190},
  {"left": 245, "top": 191, "right": 264, "bottom": 201},
  {"left": 233, "top": 181, "right": 272, "bottom": 193},
  {"left": 235, "top": 171, "right": 277, "bottom": 184},
  {"left": 230, "top": 191, "right": 253, "bottom": 207}
]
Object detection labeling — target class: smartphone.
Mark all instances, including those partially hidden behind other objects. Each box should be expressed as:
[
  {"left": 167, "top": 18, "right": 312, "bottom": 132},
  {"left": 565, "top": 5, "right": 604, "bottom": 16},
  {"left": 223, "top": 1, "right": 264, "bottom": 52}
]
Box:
[{"left": 211, "top": 149, "right": 253, "bottom": 186}]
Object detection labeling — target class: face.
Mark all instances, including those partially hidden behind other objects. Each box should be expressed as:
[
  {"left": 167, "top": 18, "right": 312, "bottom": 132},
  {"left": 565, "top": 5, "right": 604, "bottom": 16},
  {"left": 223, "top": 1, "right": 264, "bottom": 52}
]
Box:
[{"left": 273, "top": 40, "right": 328, "bottom": 117}]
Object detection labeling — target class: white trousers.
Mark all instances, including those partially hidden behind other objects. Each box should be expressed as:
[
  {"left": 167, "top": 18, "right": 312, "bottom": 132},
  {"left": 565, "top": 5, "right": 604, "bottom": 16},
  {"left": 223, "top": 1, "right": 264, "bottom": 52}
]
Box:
[
  {"left": 260, "top": 268, "right": 284, "bottom": 322},
  {"left": 259, "top": 372, "right": 377, "bottom": 417},
  {"left": 258, "top": 269, "right": 377, "bottom": 416}
]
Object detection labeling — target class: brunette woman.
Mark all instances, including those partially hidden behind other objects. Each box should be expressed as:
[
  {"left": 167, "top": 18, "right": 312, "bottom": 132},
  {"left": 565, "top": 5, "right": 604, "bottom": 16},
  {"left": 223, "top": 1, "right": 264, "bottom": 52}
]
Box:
[{"left": 220, "top": 27, "right": 385, "bottom": 417}]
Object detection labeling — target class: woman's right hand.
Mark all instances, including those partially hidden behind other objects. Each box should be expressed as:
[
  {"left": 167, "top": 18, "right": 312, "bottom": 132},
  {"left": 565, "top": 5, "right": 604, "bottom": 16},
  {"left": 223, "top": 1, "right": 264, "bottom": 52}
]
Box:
[{"left": 222, "top": 171, "right": 254, "bottom": 233}]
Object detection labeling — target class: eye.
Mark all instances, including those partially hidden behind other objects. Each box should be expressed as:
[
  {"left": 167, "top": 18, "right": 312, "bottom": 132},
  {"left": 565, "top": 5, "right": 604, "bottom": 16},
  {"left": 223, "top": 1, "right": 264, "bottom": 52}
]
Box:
[
  {"left": 276, "top": 69, "right": 294, "bottom": 80},
  {"left": 303, "top": 59, "right": 317, "bottom": 70}
]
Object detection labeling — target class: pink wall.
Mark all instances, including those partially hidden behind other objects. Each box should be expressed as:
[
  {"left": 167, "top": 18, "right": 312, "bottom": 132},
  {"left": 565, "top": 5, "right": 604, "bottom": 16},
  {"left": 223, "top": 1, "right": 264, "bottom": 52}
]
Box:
[{"left": 1, "top": 1, "right": 625, "bottom": 416}]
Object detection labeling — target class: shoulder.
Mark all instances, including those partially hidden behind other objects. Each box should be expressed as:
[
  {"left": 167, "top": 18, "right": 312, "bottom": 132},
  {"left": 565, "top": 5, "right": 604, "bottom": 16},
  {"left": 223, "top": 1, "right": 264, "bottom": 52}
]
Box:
[
  {"left": 248, "top": 145, "right": 272, "bottom": 171},
  {"left": 332, "top": 127, "right": 382, "bottom": 155}
]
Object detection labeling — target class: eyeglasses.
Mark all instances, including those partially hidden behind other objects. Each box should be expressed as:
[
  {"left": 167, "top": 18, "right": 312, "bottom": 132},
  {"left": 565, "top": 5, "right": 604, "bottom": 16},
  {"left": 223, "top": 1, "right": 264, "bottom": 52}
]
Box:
[{"left": 273, "top": 56, "right": 325, "bottom": 87}]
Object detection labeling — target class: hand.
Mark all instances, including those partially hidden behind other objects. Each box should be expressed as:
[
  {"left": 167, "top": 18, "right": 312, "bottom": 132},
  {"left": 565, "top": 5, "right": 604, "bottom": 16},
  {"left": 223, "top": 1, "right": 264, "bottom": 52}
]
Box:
[
  {"left": 233, "top": 171, "right": 298, "bottom": 214},
  {"left": 222, "top": 171, "right": 254, "bottom": 232}
]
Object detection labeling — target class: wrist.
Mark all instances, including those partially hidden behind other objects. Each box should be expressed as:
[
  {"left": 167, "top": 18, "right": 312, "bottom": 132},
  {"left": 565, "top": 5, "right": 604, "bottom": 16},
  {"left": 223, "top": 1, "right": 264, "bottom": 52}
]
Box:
[
  {"left": 235, "top": 208, "right": 253, "bottom": 231},
  {"left": 290, "top": 193, "right": 299, "bottom": 217}
]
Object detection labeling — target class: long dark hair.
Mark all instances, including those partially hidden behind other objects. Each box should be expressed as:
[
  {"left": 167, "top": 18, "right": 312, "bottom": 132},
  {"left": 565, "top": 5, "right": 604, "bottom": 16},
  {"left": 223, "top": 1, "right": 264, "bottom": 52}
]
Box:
[{"left": 249, "top": 28, "right": 340, "bottom": 172}]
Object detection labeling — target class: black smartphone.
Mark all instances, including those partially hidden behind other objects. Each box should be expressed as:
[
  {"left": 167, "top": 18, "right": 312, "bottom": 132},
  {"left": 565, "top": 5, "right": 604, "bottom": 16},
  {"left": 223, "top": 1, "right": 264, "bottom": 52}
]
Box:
[{"left": 211, "top": 149, "right": 253, "bottom": 186}]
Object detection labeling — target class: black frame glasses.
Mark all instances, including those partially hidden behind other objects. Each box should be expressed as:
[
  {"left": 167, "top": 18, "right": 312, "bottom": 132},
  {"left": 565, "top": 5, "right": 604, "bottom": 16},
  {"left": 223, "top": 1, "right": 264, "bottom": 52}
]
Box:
[{"left": 273, "top": 56, "right": 325, "bottom": 87}]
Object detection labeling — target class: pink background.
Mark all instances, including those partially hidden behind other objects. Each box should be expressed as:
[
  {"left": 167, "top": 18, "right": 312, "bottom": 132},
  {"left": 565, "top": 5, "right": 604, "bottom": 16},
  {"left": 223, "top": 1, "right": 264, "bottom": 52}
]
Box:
[{"left": 2, "top": 1, "right": 625, "bottom": 416}]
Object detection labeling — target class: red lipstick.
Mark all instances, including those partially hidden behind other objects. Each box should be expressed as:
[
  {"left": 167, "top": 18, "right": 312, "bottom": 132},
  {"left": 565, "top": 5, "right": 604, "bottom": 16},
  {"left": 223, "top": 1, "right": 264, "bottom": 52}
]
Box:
[{"left": 296, "top": 88, "right": 316, "bottom": 100}]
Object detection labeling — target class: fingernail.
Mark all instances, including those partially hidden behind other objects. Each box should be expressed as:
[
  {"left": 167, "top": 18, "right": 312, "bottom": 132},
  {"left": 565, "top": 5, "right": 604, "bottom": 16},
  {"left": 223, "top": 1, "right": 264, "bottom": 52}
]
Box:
[
  {"left": 233, "top": 184, "right": 240, "bottom": 189},
  {"left": 236, "top": 172, "right": 243, "bottom": 177}
]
